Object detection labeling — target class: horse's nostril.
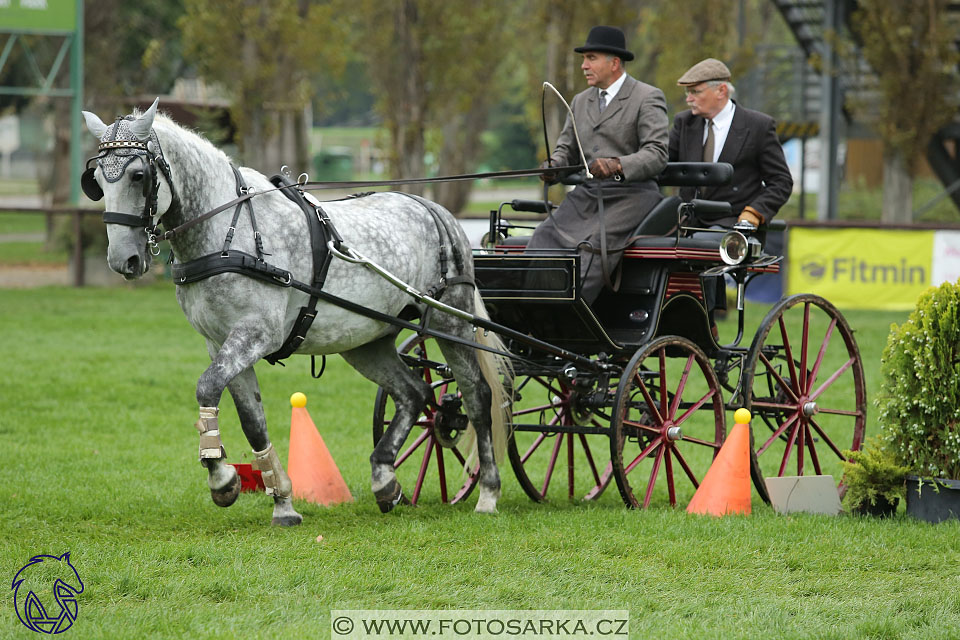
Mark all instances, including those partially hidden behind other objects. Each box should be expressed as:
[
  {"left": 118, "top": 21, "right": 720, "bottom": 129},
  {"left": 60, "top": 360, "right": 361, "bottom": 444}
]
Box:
[{"left": 125, "top": 255, "right": 141, "bottom": 274}]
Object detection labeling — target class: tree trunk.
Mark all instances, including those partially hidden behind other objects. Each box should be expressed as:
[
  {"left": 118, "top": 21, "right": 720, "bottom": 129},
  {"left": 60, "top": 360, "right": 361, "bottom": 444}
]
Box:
[
  {"left": 881, "top": 145, "right": 913, "bottom": 224},
  {"left": 390, "top": 0, "right": 425, "bottom": 195},
  {"left": 432, "top": 99, "right": 489, "bottom": 214}
]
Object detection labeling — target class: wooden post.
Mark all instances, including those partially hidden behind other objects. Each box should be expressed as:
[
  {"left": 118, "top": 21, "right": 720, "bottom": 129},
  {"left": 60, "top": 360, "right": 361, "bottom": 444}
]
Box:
[{"left": 72, "top": 209, "right": 84, "bottom": 287}]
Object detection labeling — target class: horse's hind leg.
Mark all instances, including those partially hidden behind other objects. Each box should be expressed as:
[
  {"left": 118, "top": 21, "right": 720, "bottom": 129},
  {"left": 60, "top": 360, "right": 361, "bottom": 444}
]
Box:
[
  {"left": 435, "top": 339, "right": 500, "bottom": 513},
  {"left": 341, "top": 334, "right": 431, "bottom": 513},
  {"left": 226, "top": 366, "right": 302, "bottom": 527}
]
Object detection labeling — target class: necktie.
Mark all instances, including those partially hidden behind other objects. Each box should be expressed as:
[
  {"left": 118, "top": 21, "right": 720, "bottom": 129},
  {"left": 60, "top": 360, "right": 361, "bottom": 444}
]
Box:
[
  {"left": 599, "top": 90, "right": 608, "bottom": 113},
  {"left": 703, "top": 119, "right": 715, "bottom": 162}
]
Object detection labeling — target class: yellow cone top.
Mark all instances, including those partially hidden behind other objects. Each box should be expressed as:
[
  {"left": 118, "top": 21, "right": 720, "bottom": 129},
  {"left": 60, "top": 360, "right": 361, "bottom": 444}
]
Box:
[
  {"left": 734, "top": 408, "right": 751, "bottom": 424},
  {"left": 290, "top": 392, "right": 307, "bottom": 408}
]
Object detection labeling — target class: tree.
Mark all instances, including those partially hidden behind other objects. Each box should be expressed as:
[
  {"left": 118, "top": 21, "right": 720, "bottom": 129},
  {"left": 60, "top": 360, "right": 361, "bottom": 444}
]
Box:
[
  {"left": 850, "top": 0, "right": 960, "bottom": 223},
  {"left": 350, "top": 0, "right": 515, "bottom": 210},
  {"left": 180, "top": 0, "right": 347, "bottom": 172}
]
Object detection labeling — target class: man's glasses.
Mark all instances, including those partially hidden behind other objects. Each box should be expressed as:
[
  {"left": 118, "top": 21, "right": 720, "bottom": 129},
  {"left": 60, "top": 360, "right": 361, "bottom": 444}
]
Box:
[{"left": 684, "top": 86, "right": 712, "bottom": 96}]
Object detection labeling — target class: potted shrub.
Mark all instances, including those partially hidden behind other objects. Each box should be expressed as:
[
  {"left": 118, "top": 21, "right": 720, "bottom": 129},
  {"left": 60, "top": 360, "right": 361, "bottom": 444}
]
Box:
[
  {"left": 841, "top": 438, "right": 908, "bottom": 517},
  {"left": 876, "top": 279, "right": 960, "bottom": 523}
]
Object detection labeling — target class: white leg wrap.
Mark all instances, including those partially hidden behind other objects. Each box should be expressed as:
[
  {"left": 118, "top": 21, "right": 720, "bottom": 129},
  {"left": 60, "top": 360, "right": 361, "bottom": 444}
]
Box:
[
  {"left": 195, "top": 406, "right": 225, "bottom": 460},
  {"left": 253, "top": 443, "right": 292, "bottom": 499}
]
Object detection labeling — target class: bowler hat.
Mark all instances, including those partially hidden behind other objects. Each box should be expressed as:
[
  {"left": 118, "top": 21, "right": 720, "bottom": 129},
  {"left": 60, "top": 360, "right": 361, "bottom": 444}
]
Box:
[
  {"left": 677, "top": 58, "right": 731, "bottom": 85},
  {"left": 574, "top": 26, "right": 634, "bottom": 62}
]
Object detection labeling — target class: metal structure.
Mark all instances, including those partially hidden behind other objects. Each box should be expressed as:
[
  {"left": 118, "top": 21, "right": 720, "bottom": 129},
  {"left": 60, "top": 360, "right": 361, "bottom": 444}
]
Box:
[{"left": 0, "top": 0, "right": 84, "bottom": 204}]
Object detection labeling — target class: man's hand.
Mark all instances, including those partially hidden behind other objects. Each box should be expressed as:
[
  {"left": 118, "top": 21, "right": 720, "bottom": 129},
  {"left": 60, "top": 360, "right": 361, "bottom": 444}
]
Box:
[
  {"left": 737, "top": 206, "right": 763, "bottom": 227},
  {"left": 539, "top": 160, "right": 558, "bottom": 184},
  {"left": 588, "top": 157, "right": 623, "bottom": 180}
]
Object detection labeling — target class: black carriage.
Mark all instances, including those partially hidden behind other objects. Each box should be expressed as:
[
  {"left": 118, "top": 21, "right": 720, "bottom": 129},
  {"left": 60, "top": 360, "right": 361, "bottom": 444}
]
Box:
[{"left": 373, "top": 162, "right": 866, "bottom": 509}]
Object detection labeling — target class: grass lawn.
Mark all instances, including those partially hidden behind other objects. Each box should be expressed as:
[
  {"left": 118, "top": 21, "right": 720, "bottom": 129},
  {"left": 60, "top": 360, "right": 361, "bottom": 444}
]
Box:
[{"left": 1, "top": 283, "right": 957, "bottom": 639}]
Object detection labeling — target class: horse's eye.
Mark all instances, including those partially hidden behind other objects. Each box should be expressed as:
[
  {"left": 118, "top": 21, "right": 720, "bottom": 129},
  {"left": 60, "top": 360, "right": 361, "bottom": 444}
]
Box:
[{"left": 131, "top": 170, "right": 144, "bottom": 182}]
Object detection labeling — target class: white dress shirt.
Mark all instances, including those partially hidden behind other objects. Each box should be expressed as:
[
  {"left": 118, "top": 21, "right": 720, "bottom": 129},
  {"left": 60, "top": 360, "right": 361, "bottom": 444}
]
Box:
[{"left": 702, "top": 99, "right": 736, "bottom": 163}]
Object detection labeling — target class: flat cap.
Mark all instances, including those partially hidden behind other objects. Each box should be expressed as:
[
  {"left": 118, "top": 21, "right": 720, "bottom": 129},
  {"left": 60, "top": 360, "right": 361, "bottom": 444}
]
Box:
[{"left": 676, "top": 58, "right": 731, "bottom": 86}]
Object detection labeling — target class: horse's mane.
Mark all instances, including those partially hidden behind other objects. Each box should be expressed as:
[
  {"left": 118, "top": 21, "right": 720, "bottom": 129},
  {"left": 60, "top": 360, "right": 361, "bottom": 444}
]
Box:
[{"left": 149, "top": 111, "right": 236, "bottom": 212}]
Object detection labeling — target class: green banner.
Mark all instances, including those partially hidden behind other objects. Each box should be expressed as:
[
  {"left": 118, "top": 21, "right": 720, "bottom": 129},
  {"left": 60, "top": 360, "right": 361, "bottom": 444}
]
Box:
[{"left": 0, "top": 0, "right": 77, "bottom": 33}]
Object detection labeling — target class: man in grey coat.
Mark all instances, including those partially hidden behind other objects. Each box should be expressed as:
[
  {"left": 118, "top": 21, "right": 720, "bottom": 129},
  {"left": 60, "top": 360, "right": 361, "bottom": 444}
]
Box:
[{"left": 528, "top": 25, "right": 669, "bottom": 304}]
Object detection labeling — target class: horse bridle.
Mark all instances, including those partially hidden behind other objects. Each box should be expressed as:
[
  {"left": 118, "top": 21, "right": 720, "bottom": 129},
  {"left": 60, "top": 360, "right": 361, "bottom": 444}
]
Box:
[{"left": 82, "top": 121, "right": 174, "bottom": 255}]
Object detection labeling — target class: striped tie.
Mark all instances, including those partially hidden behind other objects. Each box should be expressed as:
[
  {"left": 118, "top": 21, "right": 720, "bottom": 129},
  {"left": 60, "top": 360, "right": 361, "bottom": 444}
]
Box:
[
  {"left": 599, "top": 90, "right": 608, "bottom": 113},
  {"left": 703, "top": 119, "right": 715, "bottom": 162}
]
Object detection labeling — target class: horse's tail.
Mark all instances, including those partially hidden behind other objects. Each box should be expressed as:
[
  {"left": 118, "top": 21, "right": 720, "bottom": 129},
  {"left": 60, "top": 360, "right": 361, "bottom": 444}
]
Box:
[{"left": 462, "top": 287, "right": 514, "bottom": 468}]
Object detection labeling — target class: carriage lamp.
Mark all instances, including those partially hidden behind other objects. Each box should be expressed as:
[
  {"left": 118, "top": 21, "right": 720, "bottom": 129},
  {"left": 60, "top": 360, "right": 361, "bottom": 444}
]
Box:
[{"left": 719, "top": 230, "right": 761, "bottom": 265}]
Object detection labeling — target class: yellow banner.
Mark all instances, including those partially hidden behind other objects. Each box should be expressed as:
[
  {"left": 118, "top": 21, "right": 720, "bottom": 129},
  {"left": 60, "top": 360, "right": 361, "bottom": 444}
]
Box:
[{"left": 787, "top": 228, "right": 934, "bottom": 309}]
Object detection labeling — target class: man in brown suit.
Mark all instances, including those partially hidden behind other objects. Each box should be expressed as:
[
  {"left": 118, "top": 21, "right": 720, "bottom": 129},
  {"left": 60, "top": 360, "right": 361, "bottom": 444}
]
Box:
[
  {"left": 528, "top": 25, "right": 669, "bottom": 304},
  {"left": 668, "top": 58, "right": 793, "bottom": 228}
]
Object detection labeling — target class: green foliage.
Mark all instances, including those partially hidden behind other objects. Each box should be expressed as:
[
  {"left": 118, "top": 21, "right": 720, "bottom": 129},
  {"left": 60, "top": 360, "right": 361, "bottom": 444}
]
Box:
[
  {"left": 841, "top": 438, "right": 910, "bottom": 511},
  {"left": 877, "top": 280, "right": 960, "bottom": 479},
  {"left": 849, "top": 0, "right": 960, "bottom": 172}
]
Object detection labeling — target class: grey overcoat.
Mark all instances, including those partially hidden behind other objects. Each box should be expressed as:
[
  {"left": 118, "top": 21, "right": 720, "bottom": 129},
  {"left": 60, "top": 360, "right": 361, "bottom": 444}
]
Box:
[{"left": 528, "top": 74, "right": 669, "bottom": 303}]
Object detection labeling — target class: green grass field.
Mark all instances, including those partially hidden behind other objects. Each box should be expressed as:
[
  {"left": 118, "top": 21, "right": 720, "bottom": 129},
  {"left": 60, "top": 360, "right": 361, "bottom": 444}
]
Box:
[{"left": 2, "top": 284, "right": 958, "bottom": 639}]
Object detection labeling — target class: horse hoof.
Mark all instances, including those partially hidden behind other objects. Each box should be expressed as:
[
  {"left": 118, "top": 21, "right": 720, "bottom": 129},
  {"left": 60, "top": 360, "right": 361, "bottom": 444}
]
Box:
[
  {"left": 374, "top": 480, "right": 406, "bottom": 513},
  {"left": 210, "top": 471, "right": 241, "bottom": 508},
  {"left": 271, "top": 512, "right": 303, "bottom": 527}
]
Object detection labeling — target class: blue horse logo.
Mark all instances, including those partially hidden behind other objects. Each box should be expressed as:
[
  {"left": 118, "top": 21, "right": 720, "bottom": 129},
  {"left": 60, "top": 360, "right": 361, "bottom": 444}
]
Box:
[{"left": 11, "top": 552, "right": 84, "bottom": 634}]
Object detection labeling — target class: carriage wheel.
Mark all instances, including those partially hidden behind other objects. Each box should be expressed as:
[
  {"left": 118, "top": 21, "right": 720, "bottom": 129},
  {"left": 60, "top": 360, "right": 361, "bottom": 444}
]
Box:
[
  {"left": 507, "top": 373, "right": 614, "bottom": 502},
  {"left": 610, "top": 336, "right": 726, "bottom": 509},
  {"left": 372, "top": 334, "right": 478, "bottom": 506},
  {"left": 743, "top": 294, "right": 866, "bottom": 502}
]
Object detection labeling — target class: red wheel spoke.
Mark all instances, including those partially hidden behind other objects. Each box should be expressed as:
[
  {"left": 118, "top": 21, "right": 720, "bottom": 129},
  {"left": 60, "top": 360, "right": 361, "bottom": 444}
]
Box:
[
  {"left": 642, "top": 446, "right": 665, "bottom": 508},
  {"left": 541, "top": 433, "right": 564, "bottom": 497},
  {"left": 778, "top": 316, "right": 801, "bottom": 395},
  {"left": 807, "top": 318, "right": 837, "bottom": 390},
  {"left": 435, "top": 438, "right": 449, "bottom": 503},
  {"left": 634, "top": 375, "right": 664, "bottom": 424},
  {"left": 757, "top": 411, "right": 799, "bottom": 456},
  {"left": 412, "top": 434, "right": 434, "bottom": 504},
  {"left": 665, "top": 448, "right": 677, "bottom": 505},
  {"left": 625, "top": 435, "right": 663, "bottom": 475},
  {"left": 808, "top": 417, "right": 848, "bottom": 460},
  {"left": 669, "top": 354, "right": 695, "bottom": 418},
  {"left": 514, "top": 403, "right": 560, "bottom": 418},
  {"left": 673, "top": 388, "right": 718, "bottom": 427},
  {"left": 759, "top": 352, "right": 801, "bottom": 403},
  {"left": 777, "top": 422, "right": 800, "bottom": 476},
  {"left": 567, "top": 430, "right": 575, "bottom": 500},
  {"left": 520, "top": 432, "right": 548, "bottom": 464},
  {"left": 797, "top": 418, "right": 806, "bottom": 475},
  {"left": 681, "top": 435, "right": 724, "bottom": 449},
  {"left": 809, "top": 357, "right": 856, "bottom": 401},
  {"left": 578, "top": 434, "right": 603, "bottom": 486},
  {"left": 800, "top": 302, "right": 811, "bottom": 393},
  {"left": 816, "top": 407, "right": 863, "bottom": 417},
  {"left": 622, "top": 418, "right": 660, "bottom": 436},
  {"left": 672, "top": 447, "right": 701, "bottom": 488},
  {"left": 396, "top": 429, "right": 431, "bottom": 467},
  {"left": 658, "top": 349, "right": 669, "bottom": 418},
  {"left": 805, "top": 424, "right": 823, "bottom": 475},
  {"left": 751, "top": 400, "right": 799, "bottom": 412}
]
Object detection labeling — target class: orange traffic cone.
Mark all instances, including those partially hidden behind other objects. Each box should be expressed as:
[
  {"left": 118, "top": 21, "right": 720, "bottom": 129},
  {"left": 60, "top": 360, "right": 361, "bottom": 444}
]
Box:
[
  {"left": 286, "top": 392, "right": 354, "bottom": 506},
  {"left": 687, "top": 408, "right": 752, "bottom": 516}
]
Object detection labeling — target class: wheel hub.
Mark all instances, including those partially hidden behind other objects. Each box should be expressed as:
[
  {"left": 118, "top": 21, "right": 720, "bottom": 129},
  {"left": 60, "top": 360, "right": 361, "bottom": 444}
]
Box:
[{"left": 802, "top": 401, "right": 819, "bottom": 417}]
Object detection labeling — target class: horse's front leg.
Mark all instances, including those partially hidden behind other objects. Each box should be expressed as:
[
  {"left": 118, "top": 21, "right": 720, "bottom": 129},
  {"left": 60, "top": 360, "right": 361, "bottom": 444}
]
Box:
[
  {"left": 195, "top": 328, "right": 299, "bottom": 526},
  {"left": 225, "top": 364, "right": 302, "bottom": 527}
]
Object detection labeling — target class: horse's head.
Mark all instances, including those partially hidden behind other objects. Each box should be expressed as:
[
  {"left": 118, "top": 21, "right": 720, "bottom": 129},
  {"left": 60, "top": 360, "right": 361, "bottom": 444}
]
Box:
[
  {"left": 12, "top": 552, "right": 84, "bottom": 633},
  {"left": 82, "top": 98, "right": 175, "bottom": 279}
]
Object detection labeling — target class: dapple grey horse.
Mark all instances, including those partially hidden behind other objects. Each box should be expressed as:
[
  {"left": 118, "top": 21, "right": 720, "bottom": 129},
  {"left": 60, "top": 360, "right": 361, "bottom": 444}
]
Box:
[{"left": 82, "top": 99, "right": 511, "bottom": 525}]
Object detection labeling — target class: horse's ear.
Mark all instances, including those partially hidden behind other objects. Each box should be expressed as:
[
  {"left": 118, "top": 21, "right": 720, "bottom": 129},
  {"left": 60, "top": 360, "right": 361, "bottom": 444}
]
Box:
[
  {"left": 59, "top": 552, "right": 71, "bottom": 562},
  {"left": 128, "top": 97, "right": 159, "bottom": 141},
  {"left": 82, "top": 110, "right": 109, "bottom": 138}
]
